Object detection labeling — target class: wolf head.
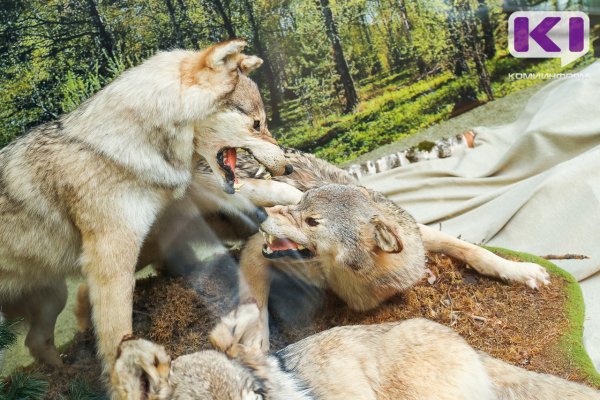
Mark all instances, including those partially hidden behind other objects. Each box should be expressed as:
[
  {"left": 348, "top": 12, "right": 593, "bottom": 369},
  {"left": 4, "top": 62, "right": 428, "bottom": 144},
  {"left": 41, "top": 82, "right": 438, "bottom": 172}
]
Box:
[
  {"left": 259, "top": 184, "right": 425, "bottom": 278},
  {"left": 192, "top": 41, "right": 292, "bottom": 194}
]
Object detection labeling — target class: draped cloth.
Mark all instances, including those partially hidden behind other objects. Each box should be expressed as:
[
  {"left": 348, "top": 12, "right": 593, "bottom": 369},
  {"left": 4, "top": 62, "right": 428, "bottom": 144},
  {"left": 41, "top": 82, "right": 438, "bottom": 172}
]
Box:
[{"left": 361, "top": 62, "right": 600, "bottom": 370}]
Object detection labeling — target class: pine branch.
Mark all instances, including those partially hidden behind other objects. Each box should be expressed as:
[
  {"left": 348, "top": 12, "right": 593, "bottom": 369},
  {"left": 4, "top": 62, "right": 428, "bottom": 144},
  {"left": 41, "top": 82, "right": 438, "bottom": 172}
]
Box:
[
  {"left": 0, "top": 372, "right": 48, "bottom": 400},
  {"left": 0, "top": 318, "right": 18, "bottom": 352}
]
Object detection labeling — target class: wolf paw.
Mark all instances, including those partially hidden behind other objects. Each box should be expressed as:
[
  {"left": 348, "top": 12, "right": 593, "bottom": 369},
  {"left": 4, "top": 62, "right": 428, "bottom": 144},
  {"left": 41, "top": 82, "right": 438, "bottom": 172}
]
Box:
[
  {"left": 499, "top": 261, "right": 550, "bottom": 289},
  {"left": 210, "top": 302, "right": 262, "bottom": 356},
  {"left": 112, "top": 337, "right": 171, "bottom": 399}
]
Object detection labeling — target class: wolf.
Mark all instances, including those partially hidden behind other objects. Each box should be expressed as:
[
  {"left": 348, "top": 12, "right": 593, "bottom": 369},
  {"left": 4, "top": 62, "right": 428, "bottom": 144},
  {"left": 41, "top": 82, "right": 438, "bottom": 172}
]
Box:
[
  {"left": 0, "top": 39, "right": 292, "bottom": 378},
  {"left": 111, "top": 303, "right": 600, "bottom": 400},
  {"left": 179, "top": 148, "right": 549, "bottom": 350}
]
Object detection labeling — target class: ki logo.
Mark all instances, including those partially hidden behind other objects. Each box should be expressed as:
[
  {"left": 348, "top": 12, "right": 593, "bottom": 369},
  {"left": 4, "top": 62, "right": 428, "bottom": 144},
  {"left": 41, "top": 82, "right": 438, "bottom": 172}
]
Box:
[{"left": 508, "top": 11, "right": 590, "bottom": 67}]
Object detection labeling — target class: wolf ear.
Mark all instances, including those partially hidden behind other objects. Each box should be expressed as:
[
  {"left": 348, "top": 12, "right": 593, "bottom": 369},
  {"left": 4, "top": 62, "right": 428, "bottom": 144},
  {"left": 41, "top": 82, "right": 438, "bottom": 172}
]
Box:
[
  {"left": 372, "top": 216, "right": 403, "bottom": 253},
  {"left": 239, "top": 55, "right": 263, "bottom": 75},
  {"left": 204, "top": 39, "right": 247, "bottom": 69}
]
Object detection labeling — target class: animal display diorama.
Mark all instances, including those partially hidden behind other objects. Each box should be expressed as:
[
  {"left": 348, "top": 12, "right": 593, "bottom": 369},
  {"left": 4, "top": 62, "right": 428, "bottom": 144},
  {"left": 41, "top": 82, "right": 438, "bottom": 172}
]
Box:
[{"left": 2, "top": 37, "right": 580, "bottom": 400}]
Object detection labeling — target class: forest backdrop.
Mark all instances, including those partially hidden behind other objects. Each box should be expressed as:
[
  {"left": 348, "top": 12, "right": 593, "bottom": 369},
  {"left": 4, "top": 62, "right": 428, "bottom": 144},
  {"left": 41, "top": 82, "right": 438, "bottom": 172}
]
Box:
[{"left": 0, "top": 0, "right": 597, "bottom": 164}]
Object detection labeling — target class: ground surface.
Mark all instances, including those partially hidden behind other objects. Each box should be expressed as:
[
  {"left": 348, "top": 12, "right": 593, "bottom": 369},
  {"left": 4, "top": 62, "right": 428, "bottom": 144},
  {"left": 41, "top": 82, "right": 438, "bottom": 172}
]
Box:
[{"left": 25, "top": 251, "right": 598, "bottom": 398}]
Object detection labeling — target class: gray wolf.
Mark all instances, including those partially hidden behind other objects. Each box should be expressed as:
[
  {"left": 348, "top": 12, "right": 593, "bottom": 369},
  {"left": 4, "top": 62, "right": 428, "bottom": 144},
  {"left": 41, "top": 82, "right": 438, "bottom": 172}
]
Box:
[
  {"left": 112, "top": 303, "right": 599, "bottom": 399},
  {"left": 0, "top": 39, "right": 290, "bottom": 379},
  {"left": 190, "top": 149, "right": 550, "bottom": 350}
]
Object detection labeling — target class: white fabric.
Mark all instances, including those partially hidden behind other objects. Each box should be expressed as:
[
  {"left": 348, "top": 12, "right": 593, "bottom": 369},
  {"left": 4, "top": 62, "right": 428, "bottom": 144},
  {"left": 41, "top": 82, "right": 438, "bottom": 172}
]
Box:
[{"left": 361, "top": 62, "right": 600, "bottom": 370}]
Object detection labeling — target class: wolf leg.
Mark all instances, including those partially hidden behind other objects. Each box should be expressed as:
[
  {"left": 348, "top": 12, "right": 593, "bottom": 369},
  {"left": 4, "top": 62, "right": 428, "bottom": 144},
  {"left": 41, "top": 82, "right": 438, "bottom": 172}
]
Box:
[
  {"left": 74, "top": 283, "right": 93, "bottom": 332},
  {"left": 23, "top": 280, "right": 67, "bottom": 366},
  {"left": 238, "top": 234, "right": 272, "bottom": 353},
  {"left": 419, "top": 224, "right": 550, "bottom": 289},
  {"left": 237, "top": 179, "right": 303, "bottom": 207},
  {"left": 82, "top": 231, "right": 139, "bottom": 379}
]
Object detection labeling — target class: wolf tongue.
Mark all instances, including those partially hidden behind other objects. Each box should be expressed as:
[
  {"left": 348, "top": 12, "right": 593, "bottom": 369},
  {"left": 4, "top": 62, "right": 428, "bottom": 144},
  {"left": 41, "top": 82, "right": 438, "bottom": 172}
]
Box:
[
  {"left": 270, "top": 238, "right": 299, "bottom": 251},
  {"left": 223, "top": 148, "right": 237, "bottom": 182}
]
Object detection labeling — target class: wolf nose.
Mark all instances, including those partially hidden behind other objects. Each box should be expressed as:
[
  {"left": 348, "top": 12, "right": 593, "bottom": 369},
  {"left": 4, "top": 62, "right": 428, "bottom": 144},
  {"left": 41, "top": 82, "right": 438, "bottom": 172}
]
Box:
[
  {"left": 255, "top": 207, "right": 268, "bottom": 224},
  {"left": 284, "top": 164, "right": 294, "bottom": 175}
]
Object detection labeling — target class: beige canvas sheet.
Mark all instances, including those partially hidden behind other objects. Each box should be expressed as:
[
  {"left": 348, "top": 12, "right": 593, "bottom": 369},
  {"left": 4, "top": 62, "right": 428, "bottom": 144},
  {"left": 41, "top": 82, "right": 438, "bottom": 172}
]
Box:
[{"left": 361, "top": 61, "right": 600, "bottom": 370}]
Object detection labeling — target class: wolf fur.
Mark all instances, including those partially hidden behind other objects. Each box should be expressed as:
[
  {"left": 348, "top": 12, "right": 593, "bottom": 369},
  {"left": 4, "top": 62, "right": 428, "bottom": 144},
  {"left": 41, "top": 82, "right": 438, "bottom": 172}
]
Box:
[
  {"left": 0, "top": 39, "right": 290, "bottom": 379},
  {"left": 112, "top": 303, "right": 600, "bottom": 400}
]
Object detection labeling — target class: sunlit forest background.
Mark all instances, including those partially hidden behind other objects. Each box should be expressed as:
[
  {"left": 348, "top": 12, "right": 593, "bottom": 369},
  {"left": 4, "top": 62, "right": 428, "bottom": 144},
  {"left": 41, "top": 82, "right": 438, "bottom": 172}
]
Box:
[{"left": 0, "top": 0, "right": 598, "bottom": 163}]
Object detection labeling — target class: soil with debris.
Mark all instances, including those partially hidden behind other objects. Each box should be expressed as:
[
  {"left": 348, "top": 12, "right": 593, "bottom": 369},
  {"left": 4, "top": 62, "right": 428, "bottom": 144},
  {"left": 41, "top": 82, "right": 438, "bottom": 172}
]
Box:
[{"left": 25, "top": 251, "right": 597, "bottom": 397}]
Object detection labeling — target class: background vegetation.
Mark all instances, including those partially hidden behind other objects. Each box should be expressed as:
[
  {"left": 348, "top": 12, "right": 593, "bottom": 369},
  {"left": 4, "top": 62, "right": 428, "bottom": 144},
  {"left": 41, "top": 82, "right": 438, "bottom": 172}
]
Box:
[{"left": 0, "top": 0, "right": 597, "bottom": 163}]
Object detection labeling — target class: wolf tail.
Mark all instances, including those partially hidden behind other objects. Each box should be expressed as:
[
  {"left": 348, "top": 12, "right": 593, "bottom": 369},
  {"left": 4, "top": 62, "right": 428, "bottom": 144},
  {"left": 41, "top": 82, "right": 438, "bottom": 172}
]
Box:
[{"left": 480, "top": 352, "right": 600, "bottom": 399}]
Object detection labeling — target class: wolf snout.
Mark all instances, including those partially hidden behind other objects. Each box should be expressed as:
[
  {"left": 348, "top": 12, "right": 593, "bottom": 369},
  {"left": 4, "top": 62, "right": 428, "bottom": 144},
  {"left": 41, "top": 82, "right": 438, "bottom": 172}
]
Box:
[
  {"left": 284, "top": 164, "right": 294, "bottom": 175},
  {"left": 255, "top": 207, "right": 269, "bottom": 223}
]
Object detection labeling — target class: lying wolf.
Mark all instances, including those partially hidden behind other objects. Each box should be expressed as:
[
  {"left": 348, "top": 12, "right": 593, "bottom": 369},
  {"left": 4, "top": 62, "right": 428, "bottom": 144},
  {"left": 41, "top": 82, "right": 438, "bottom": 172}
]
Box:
[
  {"left": 0, "top": 39, "right": 291, "bottom": 379},
  {"left": 172, "top": 147, "right": 549, "bottom": 349},
  {"left": 112, "top": 303, "right": 599, "bottom": 400}
]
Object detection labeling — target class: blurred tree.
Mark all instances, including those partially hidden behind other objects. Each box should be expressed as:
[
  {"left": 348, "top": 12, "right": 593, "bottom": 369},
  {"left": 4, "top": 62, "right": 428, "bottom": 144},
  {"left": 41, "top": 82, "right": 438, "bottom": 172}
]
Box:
[
  {"left": 316, "top": 0, "right": 358, "bottom": 113},
  {"left": 243, "top": 0, "right": 282, "bottom": 125}
]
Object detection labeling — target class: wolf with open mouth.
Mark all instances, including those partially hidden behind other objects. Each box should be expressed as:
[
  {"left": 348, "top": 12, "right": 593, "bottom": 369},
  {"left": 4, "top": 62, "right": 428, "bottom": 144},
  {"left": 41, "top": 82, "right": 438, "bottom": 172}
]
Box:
[{"left": 227, "top": 149, "right": 551, "bottom": 351}]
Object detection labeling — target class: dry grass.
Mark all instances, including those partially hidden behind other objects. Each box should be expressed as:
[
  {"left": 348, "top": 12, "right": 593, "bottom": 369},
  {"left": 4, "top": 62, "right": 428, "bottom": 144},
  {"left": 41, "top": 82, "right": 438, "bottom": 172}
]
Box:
[{"left": 28, "top": 252, "right": 596, "bottom": 397}]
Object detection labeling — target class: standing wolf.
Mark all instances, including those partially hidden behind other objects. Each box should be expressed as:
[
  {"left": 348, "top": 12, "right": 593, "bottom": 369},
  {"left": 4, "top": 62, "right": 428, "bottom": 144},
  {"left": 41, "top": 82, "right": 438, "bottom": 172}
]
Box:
[
  {"left": 112, "top": 303, "right": 600, "bottom": 399},
  {"left": 0, "top": 39, "right": 291, "bottom": 378}
]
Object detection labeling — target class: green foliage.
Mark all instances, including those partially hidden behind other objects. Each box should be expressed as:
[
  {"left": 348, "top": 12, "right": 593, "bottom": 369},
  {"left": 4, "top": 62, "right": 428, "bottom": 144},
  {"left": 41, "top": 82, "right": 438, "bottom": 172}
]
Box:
[{"left": 0, "top": 0, "right": 594, "bottom": 158}]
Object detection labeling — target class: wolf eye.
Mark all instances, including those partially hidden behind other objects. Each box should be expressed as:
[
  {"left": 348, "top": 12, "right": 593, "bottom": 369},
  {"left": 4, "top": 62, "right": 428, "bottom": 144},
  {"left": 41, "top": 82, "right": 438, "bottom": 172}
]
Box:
[
  {"left": 253, "top": 120, "right": 261, "bottom": 131},
  {"left": 305, "top": 217, "right": 319, "bottom": 227}
]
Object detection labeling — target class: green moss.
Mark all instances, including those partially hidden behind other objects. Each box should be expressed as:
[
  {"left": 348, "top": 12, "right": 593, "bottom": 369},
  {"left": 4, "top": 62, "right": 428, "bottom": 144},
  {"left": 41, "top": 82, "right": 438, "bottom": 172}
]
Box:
[{"left": 484, "top": 246, "right": 600, "bottom": 387}]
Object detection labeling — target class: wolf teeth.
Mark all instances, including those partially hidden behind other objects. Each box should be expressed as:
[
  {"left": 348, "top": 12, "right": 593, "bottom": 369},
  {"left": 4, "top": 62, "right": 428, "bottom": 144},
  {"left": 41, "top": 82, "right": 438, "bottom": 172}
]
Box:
[
  {"left": 297, "top": 245, "right": 306, "bottom": 250},
  {"left": 264, "top": 172, "right": 272, "bottom": 180},
  {"left": 233, "top": 182, "right": 244, "bottom": 192},
  {"left": 264, "top": 247, "right": 273, "bottom": 254},
  {"left": 268, "top": 234, "right": 275, "bottom": 245},
  {"left": 255, "top": 164, "right": 266, "bottom": 177}
]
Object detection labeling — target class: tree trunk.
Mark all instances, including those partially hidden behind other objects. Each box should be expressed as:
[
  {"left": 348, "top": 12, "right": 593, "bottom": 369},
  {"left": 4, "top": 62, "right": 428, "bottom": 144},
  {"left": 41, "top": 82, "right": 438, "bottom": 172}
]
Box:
[
  {"left": 164, "top": 0, "right": 184, "bottom": 48},
  {"left": 396, "top": 0, "right": 426, "bottom": 73},
  {"left": 460, "top": 0, "right": 494, "bottom": 100},
  {"left": 243, "top": 0, "right": 282, "bottom": 125},
  {"left": 446, "top": 1, "right": 478, "bottom": 104},
  {"left": 476, "top": 0, "right": 496, "bottom": 59},
  {"left": 359, "top": 8, "right": 382, "bottom": 74},
  {"left": 316, "top": 0, "right": 358, "bottom": 113},
  {"left": 85, "top": 0, "right": 114, "bottom": 59},
  {"left": 177, "top": 0, "right": 199, "bottom": 48},
  {"left": 209, "top": 0, "right": 236, "bottom": 39}
]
